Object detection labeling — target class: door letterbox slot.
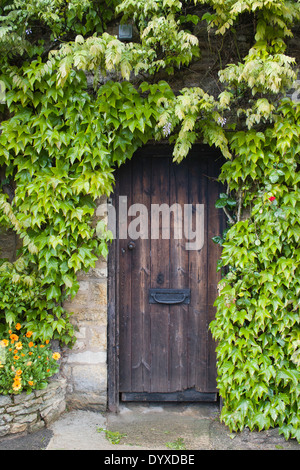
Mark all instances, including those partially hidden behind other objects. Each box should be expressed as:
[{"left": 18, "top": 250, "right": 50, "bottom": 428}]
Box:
[{"left": 149, "top": 288, "right": 190, "bottom": 305}]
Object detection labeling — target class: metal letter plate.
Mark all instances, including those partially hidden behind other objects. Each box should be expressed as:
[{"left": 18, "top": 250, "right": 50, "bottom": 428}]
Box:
[{"left": 149, "top": 288, "right": 190, "bottom": 305}]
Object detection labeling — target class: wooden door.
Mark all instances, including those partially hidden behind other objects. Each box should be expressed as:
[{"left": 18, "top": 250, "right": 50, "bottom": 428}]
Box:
[{"left": 110, "top": 145, "right": 225, "bottom": 403}]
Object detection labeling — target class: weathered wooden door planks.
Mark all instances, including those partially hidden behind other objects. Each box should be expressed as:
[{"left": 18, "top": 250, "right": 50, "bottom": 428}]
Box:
[{"left": 109, "top": 145, "right": 225, "bottom": 405}]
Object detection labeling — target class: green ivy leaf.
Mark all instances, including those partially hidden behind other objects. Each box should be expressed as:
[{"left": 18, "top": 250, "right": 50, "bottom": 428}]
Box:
[{"left": 215, "top": 198, "right": 228, "bottom": 208}]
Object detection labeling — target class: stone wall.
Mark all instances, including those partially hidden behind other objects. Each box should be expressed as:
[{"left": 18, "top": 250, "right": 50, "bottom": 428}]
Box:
[
  {"left": 61, "top": 196, "right": 109, "bottom": 410},
  {"left": 61, "top": 255, "right": 108, "bottom": 410},
  {"left": 0, "top": 378, "right": 66, "bottom": 437}
]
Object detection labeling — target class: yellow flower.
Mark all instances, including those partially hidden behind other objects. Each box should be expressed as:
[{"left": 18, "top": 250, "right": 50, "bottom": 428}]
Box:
[
  {"left": 13, "top": 355, "right": 19, "bottom": 360},
  {"left": 0, "top": 339, "right": 8, "bottom": 347},
  {"left": 52, "top": 352, "right": 61, "bottom": 360},
  {"left": 15, "top": 342, "right": 22, "bottom": 350},
  {"left": 15, "top": 323, "right": 22, "bottom": 330}
]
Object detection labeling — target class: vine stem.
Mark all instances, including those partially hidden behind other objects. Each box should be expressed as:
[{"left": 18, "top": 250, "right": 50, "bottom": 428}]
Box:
[
  {"left": 236, "top": 189, "right": 243, "bottom": 222},
  {"left": 223, "top": 206, "right": 235, "bottom": 225}
]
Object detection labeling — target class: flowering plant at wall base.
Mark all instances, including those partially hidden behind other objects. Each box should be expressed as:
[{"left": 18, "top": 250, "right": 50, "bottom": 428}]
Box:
[{"left": 0, "top": 324, "right": 61, "bottom": 395}]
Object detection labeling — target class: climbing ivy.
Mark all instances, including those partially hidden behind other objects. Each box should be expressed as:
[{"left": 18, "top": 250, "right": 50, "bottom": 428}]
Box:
[
  {"left": 0, "top": 0, "right": 300, "bottom": 441},
  {"left": 210, "top": 99, "right": 300, "bottom": 441},
  {"left": 0, "top": 56, "right": 170, "bottom": 343}
]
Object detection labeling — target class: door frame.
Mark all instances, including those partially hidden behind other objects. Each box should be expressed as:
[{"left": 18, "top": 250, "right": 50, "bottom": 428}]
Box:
[
  {"left": 107, "top": 144, "right": 224, "bottom": 412},
  {"left": 107, "top": 171, "right": 120, "bottom": 412}
]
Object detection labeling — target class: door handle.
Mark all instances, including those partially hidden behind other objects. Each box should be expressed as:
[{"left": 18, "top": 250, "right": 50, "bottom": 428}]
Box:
[
  {"left": 127, "top": 241, "right": 136, "bottom": 250},
  {"left": 149, "top": 289, "right": 190, "bottom": 305},
  {"left": 152, "top": 293, "right": 186, "bottom": 304}
]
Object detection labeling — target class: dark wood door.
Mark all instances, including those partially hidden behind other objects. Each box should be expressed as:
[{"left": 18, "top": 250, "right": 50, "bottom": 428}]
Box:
[{"left": 112, "top": 145, "right": 225, "bottom": 402}]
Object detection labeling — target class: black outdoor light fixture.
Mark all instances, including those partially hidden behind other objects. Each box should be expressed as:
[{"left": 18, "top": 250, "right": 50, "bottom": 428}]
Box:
[{"left": 118, "top": 24, "right": 133, "bottom": 41}]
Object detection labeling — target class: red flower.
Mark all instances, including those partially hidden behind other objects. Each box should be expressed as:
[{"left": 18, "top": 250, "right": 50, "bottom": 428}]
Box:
[{"left": 269, "top": 196, "right": 276, "bottom": 202}]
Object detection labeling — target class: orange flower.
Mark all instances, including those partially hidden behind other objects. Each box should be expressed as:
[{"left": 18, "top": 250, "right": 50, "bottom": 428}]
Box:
[
  {"left": 28, "top": 342, "right": 34, "bottom": 348},
  {"left": 15, "top": 323, "right": 22, "bottom": 330},
  {"left": 28, "top": 381, "right": 34, "bottom": 386},
  {"left": 13, "top": 355, "right": 19, "bottom": 360},
  {"left": 45, "top": 340, "right": 49, "bottom": 344},
  {"left": 52, "top": 352, "right": 61, "bottom": 360},
  {"left": 10, "top": 334, "right": 18, "bottom": 343},
  {"left": 39, "top": 344, "right": 45, "bottom": 348},
  {"left": 12, "top": 382, "right": 22, "bottom": 391},
  {"left": 13, "top": 377, "right": 21, "bottom": 385},
  {"left": 28, "top": 352, "right": 33, "bottom": 356},
  {"left": 26, "top": 331, "right": 33, "bottom": 338},
  {"left": 15, "top": 369, "right": 22, "bottom": 376}
]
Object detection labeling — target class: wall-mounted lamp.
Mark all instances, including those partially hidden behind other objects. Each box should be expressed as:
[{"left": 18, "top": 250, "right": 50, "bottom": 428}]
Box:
[{"left": 118, "top": 24, "right": 133, "bottom": 41}]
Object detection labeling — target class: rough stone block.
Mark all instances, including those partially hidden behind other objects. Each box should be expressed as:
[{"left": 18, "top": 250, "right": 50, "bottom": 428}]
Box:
[
  {"left": 0, "top": 396, "right": 12, "bottom": 407},
  {"left": 41, "top": 399, "right": 66, "bottom": 426},
  {"left": 0, "top": 425, "right": 10, "bottom": 437},
  {"left": 10, "top": 422, "right": 27, "bottom": 434},
  {"left": 28, "top": 420, "right": 45, "bottom": 433},
  {"left": 72, "top": 363, "right": 107, "bottom": 393},
  {"left": 66, "top": 350, "right": 106, "bottom": 365},
  {"left": 63, "top": 301, "right": 107, "bottom": 322},
  {"left": 14, "top": 412, "right": 38, "bottom": 424},
  {"left": 66, "top": 391, "right": 107, "bottom": 411},
  {"left": 89, "top": 325, "right": 107, "bottom": 350}
]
